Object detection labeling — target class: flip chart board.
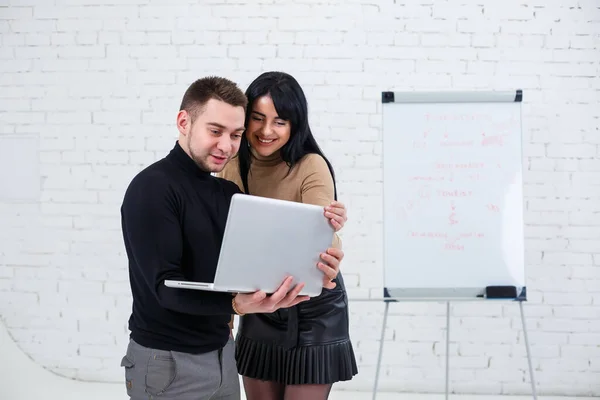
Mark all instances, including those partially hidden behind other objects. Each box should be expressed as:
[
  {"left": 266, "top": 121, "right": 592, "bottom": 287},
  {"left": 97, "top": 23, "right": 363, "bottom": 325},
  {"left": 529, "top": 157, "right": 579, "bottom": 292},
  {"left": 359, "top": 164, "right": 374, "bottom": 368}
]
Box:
[{"left": 381, "top": 91, "right": 526, "bottom": 300}]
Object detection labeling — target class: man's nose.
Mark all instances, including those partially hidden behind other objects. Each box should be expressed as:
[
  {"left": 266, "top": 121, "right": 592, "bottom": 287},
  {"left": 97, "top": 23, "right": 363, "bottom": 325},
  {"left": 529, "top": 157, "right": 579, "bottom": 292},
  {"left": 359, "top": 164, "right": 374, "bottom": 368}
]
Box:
[{"left": 216, "top": 136, "right": 231, "bottom": 153}]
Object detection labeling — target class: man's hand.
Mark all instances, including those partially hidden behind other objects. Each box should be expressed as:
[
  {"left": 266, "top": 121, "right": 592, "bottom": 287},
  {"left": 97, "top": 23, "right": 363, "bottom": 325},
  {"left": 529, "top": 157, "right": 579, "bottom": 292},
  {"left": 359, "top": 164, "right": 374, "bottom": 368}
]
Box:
[
  {"left": 233, "top": 276, "right": 310, "bottom": 315},
  {"left": 324, "top": 201, "right": 347, "bottom": 231},
  {"left": 318, "top": 247, "right": 344, "bottom": 289}
]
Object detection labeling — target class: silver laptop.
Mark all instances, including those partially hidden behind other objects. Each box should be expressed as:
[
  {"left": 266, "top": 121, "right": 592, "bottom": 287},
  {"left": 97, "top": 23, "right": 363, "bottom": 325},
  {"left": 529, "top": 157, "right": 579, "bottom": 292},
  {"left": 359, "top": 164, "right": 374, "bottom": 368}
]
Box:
[{"left": 164, "top": 193, "right": 334, "bottom": 297}]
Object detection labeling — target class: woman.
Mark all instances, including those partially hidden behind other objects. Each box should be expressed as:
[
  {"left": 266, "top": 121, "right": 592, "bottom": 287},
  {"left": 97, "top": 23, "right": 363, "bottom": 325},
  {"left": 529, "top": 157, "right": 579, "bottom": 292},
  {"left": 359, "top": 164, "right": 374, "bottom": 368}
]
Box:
[{"left": 218, "top": 71, "right": 358, "bottom": 400}]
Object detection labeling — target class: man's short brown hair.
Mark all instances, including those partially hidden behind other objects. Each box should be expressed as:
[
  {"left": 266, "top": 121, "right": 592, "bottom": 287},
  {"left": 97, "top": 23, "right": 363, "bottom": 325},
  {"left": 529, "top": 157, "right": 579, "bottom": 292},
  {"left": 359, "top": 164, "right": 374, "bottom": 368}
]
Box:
[{"left": 179, "top": 76, "right": 247, "bottom": 122}]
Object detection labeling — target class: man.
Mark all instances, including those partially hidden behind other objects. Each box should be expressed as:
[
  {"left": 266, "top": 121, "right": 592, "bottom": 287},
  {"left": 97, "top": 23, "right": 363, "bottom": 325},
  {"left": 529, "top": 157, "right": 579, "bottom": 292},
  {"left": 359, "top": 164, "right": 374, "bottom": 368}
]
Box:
[{"left": 119, "top": 77, "right": 332, "bottom": 400}]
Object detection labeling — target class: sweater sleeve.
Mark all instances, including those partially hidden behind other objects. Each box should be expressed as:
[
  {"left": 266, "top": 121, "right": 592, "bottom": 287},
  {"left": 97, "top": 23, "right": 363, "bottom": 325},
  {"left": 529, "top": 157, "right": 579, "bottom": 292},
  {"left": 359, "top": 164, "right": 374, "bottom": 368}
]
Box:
[
  {"left": 121, "top": 173, "right": 234, "bottom": 316},
  {"left": 299, "top": 154, "right": 342, "bottom": 249}
]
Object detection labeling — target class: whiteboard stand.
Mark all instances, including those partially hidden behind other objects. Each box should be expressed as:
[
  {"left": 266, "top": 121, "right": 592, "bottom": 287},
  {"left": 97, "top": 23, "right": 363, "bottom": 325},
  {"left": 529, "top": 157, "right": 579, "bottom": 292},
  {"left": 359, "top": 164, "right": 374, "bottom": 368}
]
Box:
[
  {"left": 366, "top": 288, "right": 537, "bottom": 400},
  {"left": 363, "top": 89, "right": 535, "bottom": 399}
]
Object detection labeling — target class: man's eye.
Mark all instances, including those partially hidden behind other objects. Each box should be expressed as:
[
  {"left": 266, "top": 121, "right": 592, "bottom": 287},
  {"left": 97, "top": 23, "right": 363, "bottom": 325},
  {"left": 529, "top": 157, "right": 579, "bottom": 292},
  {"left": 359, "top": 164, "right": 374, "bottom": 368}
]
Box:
[{"left": 211, "top": 130, "right": 220, "bottom": 135}]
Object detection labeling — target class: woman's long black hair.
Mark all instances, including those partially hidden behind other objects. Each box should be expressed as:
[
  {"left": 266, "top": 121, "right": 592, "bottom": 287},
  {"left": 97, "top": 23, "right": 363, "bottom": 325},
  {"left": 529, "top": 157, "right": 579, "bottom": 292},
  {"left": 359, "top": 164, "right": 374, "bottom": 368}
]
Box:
[{"left": 238, "top": 71, "right": 337, "bottom": 200}]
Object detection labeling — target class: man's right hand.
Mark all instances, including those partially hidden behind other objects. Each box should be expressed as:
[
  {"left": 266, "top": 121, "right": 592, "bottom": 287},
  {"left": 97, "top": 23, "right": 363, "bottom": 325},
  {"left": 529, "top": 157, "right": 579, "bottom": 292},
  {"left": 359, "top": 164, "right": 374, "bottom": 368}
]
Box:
[{"left": 233, "top": 276, "right": 310, "bottom": 315}]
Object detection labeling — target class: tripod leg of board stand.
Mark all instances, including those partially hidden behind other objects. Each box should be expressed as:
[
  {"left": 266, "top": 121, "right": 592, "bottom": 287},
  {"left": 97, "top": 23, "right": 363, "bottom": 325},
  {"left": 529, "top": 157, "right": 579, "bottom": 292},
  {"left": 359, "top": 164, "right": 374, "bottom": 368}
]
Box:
[
  {"left": 519, "top": 301, "right": 538, "bottom": 400},
  {"left": 373, "top": 301, "right": 390, "bottom": 400},
  {"left": 445, "top": 301, "right": 450, "bottom": 400}
]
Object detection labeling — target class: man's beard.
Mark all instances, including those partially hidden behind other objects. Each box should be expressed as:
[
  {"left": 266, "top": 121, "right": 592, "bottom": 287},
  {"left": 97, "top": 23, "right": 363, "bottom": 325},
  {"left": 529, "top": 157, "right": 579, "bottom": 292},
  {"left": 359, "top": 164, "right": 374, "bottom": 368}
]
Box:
[
  {"left": 187, "top": 134, "right": 229, "bottom": 173},
  {"left": 187, "top": 134, "right": 211, "bottom": 172},
  {"left": 191, "top": 152, "right": 211, "bottom": 172}
]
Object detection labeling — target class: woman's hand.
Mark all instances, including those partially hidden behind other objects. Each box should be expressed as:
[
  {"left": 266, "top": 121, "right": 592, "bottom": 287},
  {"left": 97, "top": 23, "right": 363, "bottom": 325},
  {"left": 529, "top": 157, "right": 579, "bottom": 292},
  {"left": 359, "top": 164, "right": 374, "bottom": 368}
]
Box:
[
  {"left": 324, "top": 201, "right": 347, "bottom": 232},
  {"left": 234, "top": 277, "right": 310, "bottom": 314},
  {"left": 318, "top": 247, "right": 344, "bottom": 289}
]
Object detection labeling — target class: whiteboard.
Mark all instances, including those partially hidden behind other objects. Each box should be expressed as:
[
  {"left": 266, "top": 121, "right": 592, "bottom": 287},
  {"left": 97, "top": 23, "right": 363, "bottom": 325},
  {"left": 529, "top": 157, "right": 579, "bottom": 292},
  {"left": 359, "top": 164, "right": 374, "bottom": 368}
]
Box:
[{"left": 381, "top": 91, "right": 525, "bottom": 300}]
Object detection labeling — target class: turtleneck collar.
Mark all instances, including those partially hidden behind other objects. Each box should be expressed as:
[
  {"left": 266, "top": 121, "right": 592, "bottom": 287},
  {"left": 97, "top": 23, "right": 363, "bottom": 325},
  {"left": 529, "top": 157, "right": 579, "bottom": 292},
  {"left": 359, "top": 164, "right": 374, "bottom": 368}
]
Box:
[
  {"left": 166, "top": 141, "right": 212, "bottom": 179},
  {"left": 250, "top": 148, "right": 283, "bottom": 168}
]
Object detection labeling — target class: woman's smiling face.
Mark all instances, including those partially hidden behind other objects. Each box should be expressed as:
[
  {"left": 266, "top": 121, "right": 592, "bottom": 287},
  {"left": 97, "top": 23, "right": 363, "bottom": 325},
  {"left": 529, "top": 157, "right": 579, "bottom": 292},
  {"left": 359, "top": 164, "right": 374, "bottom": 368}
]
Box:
[{"left": 246, "top": 94, "right": 291, "bottom": 158}]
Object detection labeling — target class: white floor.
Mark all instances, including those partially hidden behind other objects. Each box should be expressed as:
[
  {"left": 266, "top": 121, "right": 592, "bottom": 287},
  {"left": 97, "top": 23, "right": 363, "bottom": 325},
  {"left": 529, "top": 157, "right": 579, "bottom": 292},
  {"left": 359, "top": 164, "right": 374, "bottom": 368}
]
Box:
[{"left": 0, "top": 320, "right": 584, "bottom": 400}]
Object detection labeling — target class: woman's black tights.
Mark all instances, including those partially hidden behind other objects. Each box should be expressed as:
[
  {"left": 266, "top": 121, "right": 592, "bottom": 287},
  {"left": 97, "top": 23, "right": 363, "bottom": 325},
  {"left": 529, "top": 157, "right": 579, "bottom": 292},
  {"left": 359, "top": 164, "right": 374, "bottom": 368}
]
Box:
[{"left": 242, "top": 376, "right": 333, "bottom": 400}]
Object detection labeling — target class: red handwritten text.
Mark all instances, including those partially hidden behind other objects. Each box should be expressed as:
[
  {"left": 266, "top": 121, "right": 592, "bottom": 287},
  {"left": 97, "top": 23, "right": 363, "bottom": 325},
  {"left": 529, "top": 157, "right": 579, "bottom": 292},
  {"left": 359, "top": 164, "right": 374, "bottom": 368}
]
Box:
[
  {"left": 487, "top": 204, "right": 500, "bottom": 212},
  {"left": 408, "top": 176, "right": 446, "bottom": 182},
  {"left": 448, "top": 213, "right": 458, "bottom": 225},
  {"left": 438, "top": 190, "right": 472, "bottom": 197},
  {"left": 481, "top": 133, "right": 506, "bottom": 147},
  {"left": 442, "top": 232, "right": 485, "bottom": 251},
  {"left": 410, "top": 232, "right": 448, "bottom": 238},
  {"left": 457, "top": 232, "right": 485, "bottom": 239}
]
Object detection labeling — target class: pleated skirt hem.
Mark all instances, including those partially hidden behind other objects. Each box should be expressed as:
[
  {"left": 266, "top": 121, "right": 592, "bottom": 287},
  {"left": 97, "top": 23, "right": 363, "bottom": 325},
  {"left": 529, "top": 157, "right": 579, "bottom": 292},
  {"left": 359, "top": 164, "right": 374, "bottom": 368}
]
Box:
[{"left": 235, "top": 334, "right": 359, "bottom": 385}]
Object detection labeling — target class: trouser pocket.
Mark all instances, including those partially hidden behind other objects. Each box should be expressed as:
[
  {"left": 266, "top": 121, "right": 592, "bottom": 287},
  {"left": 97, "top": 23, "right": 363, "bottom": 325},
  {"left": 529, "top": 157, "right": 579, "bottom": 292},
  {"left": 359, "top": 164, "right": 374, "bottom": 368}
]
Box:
[
  {"left": 145, "top": 352, "right": 178, "bottom": 396},
  {"left": 120, "top": 355, "right": 135, "bottom": 397}
]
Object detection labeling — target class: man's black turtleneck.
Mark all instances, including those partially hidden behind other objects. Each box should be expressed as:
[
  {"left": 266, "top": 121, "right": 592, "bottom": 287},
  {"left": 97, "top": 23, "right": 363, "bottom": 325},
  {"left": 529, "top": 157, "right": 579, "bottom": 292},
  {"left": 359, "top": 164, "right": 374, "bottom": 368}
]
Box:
[{"left": 120, "top": 142, "right": 240, "bottom": 354}]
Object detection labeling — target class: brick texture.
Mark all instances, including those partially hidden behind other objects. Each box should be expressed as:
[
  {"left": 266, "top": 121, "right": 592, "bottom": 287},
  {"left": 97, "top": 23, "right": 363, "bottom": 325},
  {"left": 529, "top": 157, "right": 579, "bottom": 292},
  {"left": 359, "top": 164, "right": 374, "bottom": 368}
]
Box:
[{"left": 0, "top": 0, "right": 599, "bottom": 396}]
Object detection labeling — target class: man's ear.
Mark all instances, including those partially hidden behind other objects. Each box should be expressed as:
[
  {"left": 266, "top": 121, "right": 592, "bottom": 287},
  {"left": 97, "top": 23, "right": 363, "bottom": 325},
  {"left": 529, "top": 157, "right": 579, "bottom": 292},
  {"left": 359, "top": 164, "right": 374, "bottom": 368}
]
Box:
[{"left": 176, "top": 110, "right": 189, "bottom": 135}]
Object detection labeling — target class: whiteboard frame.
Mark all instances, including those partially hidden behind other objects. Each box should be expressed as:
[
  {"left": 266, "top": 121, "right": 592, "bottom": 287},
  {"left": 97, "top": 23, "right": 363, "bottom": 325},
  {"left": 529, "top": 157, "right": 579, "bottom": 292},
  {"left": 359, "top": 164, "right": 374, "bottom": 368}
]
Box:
[
  {"left": 381, "top": 90, "right": 526, "bottom": 302},
  {"left": 382, "top": 90, "right": 523, "bottom": 104}
]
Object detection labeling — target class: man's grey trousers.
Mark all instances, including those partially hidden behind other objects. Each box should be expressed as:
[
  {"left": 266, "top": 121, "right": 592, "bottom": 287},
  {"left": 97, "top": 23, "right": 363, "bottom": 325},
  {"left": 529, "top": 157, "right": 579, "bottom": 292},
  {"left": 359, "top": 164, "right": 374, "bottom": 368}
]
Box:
[{"left": 120, "top": 338, "right": 240, "bottom": 400}]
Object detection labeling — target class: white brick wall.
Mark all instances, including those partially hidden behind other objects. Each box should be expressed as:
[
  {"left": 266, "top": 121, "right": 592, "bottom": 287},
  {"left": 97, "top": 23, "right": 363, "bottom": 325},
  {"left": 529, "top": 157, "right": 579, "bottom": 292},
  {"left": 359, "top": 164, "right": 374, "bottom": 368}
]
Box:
[{"left": 1, "top": 0, "right": 599, "bottom": 396}]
